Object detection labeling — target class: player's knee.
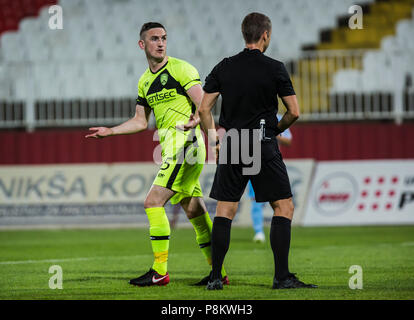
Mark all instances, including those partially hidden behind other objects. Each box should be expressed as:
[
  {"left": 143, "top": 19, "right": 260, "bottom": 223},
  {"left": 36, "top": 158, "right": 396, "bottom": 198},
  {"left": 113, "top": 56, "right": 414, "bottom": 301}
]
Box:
[
  {"left": 144, "top": 196, "right": 162, "bottom": 209},
  {"left": 183, "top": 205, "right": 204, "bottom": 219}
]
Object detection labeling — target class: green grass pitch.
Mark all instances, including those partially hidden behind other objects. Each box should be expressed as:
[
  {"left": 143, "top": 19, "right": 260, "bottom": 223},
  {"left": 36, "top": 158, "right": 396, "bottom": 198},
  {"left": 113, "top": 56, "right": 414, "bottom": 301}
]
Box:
[{"left": 0, "top": 225, "right": 413, "bottom": 300}]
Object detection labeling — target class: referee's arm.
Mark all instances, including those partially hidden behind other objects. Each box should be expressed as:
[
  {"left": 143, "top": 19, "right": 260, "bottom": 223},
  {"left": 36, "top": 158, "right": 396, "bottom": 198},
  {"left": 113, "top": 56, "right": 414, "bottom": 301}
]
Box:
[
  {"left": 277, "top": 95, "right": 300, "bottom": 133},
  {"left": 198, "top": 92, "right": 220, "bottom": 146}
]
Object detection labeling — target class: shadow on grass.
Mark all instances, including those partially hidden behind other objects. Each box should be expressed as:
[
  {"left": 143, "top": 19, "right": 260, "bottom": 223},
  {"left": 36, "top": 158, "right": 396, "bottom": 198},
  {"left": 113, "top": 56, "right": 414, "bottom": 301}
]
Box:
[
  {"left": 231, "top": 281, "right": 270, "bottom": 289},
  {"left": 30, "top": 291, "right": 140, "bottom": 299},
  {"left": 64, "top": 276, "right": 132, "bottom": 282},
  {"left": 77, "top": 270, "right": 140, "bottom": 274}
]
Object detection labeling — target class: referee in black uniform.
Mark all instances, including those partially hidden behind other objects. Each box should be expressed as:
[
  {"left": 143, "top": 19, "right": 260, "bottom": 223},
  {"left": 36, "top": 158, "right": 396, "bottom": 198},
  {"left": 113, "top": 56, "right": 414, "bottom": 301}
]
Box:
[{"left": 181, "top": 12, "right": 317, "bottom": 290}]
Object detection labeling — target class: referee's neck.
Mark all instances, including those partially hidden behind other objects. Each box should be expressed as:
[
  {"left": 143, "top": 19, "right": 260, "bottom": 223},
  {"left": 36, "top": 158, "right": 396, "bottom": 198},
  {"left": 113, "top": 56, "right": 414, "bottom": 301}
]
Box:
[{"left": 245, "top": 43, "right": 264, "bottom": 53}]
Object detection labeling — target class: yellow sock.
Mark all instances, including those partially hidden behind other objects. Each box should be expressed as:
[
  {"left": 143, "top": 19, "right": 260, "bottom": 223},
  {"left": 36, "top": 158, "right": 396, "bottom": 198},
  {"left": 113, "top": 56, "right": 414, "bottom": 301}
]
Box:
[
  {"left": 145, "top": 207, "right": 170, "bottom": 275},
  {"left": 190, "top": 212, "right": 227, "bottom": 278}
]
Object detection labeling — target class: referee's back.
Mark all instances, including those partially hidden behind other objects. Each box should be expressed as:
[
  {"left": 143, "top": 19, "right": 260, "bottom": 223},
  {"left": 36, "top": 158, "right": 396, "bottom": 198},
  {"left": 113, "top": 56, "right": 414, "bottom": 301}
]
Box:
[{"left": 203, "top": 48, "right": 295, "bottom": 135}]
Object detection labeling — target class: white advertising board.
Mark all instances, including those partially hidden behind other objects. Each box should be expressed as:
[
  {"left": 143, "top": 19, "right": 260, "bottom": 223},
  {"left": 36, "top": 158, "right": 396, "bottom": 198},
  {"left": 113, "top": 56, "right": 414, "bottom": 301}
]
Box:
[
  {"left": 0, "top": 159, "right": 314, "bottom": 229},
  {"left": 0, "top": 163, "right": 218, "bottom": 228},
  {"left": 303, "top": 160, "right": 414, "bottom": 226}
]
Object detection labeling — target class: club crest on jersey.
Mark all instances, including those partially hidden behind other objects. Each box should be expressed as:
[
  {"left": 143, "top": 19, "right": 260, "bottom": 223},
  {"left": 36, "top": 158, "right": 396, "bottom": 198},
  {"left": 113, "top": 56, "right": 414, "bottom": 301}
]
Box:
[{"left": 160, "top": 73, "right": 168, "bottom": 86}]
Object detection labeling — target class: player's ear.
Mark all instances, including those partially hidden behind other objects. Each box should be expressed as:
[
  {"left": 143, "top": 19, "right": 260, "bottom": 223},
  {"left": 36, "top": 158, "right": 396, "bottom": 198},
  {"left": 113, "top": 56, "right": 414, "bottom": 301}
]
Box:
[{"left": 138, "top": 39, "right": 145, "bottom": 50}]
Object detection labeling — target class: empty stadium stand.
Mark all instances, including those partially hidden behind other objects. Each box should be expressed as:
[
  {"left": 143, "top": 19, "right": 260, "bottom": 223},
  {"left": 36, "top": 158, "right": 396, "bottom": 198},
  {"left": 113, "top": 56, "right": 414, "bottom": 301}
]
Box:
[
  {"left": 331, "top": 11, "right": 414, "bottom": 120},
  {"left": 0, "top": 0, "right": 413, "bottom": 164},
  {"left": 293, "top": 0, "right": 414, "bottom": 120},
  {"left": 0, "top": 0, "right": 413, "bottom": 130},
  {"left": 0, "top": 0, "right": 373, "bottom": 101}
]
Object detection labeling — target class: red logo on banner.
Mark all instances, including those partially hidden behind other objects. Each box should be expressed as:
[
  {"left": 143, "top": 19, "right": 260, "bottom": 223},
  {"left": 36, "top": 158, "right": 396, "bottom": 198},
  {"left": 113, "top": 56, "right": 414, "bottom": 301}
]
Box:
[
  {"left": 314, "top": 173, "right": 358, "bottom": 215},
  {"left": 357, "top": 175, "right": 399, "bottom": 212}
]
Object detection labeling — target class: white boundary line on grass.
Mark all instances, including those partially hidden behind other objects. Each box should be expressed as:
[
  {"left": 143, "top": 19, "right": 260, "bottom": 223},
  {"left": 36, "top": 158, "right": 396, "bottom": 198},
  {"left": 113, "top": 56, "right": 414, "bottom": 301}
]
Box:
[
  {"left": 0, "top": 223, "right": 197, "bottom": 231},
  {"left": 0, "top": 255, "right": 150, "bottom": 265},
  {"left": 0, "top": 223, "right": 149, "bottom": 231},
  {"left": 401, "top": 242, "right": 414, "bottom": 246},
  {"left": 2, "top": 241, "right": 412, "bottom": 265},
  {"left": 0, "top": 250, "right": 252, "bottom": 266},
  {"left": 0, "top": 252, "right": 213, "bottom": 265}
]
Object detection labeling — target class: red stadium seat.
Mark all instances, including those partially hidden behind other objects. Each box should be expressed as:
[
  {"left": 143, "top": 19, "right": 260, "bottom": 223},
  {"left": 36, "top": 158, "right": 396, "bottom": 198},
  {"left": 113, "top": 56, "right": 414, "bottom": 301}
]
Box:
[
  {"left": 21, "top": 0, "right": 38, "bottom": 16},
  {"left": 4, "top": 18, "right": 18, "bottom": 32},
  {"left": 0, "top": 0, "right": 57, "bottom": 36}
]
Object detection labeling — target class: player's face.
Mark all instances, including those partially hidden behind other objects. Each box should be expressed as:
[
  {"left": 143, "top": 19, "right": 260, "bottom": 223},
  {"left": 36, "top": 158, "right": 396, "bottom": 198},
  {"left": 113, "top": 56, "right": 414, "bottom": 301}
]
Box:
[{"left": 139, "top": 28, "right": 167, "bottom": 62}]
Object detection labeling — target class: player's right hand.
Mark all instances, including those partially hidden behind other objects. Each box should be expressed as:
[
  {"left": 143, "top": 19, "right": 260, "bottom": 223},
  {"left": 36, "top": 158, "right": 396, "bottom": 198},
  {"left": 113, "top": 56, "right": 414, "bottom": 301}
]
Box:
[
  {"left": 85, "top": 127, "right": 114, "bottom": 139},
  {"left": 176, "top": 113, "right": 200, "bottom": 131}
]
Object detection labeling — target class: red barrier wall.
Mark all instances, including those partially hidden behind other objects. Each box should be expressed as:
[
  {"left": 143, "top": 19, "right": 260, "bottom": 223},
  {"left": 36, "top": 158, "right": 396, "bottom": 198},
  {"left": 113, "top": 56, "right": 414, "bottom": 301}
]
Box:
[
  {"left": 0, "top": 129, "right": 158, "bottom": 164},
  {"left": 279, "top": 122, "right": 414, "bottom": 160},
  {"left": 0, "top": 122, "right": 413, "bottom": 165}
]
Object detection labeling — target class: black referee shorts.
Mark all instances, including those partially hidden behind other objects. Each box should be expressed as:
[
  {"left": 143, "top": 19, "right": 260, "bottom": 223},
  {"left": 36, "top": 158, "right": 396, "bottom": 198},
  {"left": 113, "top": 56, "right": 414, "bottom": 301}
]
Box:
[{"left": 209, "top": 136, "right": 292, "bottom": 203}]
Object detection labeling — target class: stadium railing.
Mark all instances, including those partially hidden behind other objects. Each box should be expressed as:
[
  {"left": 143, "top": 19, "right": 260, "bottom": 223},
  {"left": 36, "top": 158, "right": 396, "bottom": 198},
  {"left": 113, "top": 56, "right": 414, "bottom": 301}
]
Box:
[
  {"left": 283, "top": 49, "right": 414, "bottom": 123},
  {"left": 0, "top": 50, "right": 413, "bottom": 130}
]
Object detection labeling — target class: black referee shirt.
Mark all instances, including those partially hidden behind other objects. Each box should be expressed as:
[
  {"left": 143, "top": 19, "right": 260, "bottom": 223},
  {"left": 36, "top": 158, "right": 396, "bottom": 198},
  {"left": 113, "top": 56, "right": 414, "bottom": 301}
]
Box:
[{"left": 203, "top": 48, "right": 295, "bottom": 134}]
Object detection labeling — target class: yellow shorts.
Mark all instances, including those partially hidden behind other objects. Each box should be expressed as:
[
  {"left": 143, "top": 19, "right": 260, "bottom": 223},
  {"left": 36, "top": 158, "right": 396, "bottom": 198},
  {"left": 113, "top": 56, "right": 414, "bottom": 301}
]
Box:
[{"left": 153, "top": 138, "right": 205, "bottom": 205}]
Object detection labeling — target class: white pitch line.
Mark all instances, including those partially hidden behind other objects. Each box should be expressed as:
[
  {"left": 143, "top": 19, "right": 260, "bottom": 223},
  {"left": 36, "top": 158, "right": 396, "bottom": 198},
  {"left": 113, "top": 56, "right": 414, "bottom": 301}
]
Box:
[
  {"left": 4, "top": 242, "right": 411, "bottom": 266},
  {"left": 0, "top": 250, "right": 250, "bottom": 266},
  {"left": 0, "top": 255, "right": 148, "bottom": 265}
]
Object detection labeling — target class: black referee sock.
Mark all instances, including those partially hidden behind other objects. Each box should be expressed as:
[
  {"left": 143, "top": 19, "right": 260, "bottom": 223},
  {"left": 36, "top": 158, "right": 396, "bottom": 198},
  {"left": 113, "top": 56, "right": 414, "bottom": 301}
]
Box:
[
  {"left": 270, "top": 216, "right": 291, "bottom": 281},
  {"left": 211, "top": 216, "right": 232, "bottom": 280}
]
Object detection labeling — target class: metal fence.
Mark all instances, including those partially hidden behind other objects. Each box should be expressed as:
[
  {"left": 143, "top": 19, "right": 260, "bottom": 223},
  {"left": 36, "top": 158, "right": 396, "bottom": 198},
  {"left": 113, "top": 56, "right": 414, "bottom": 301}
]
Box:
[
  {"left": 0, "top": 102, "right": 25, "bottom": 128},
  {"left": 284, "top": 49, "right": 414, "bottom": 122},
  {"left": 34, "top": 99, "right": 136, "bottom": 127},
  {"left": 0, "top": 99, "right": 138, "bottom": 131},
  {"left": 1, "top": 50, "right": 413, "bottom": 130}
]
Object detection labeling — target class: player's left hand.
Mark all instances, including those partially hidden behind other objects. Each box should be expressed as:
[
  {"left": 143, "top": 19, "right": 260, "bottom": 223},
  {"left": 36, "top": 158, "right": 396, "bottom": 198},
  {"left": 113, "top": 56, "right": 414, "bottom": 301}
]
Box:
[
  {"left": 176, "top": 113, "right": 200, "bottom": 131},
  {"left": 85, "top": 127, "right": 114, "bottom": 139}
]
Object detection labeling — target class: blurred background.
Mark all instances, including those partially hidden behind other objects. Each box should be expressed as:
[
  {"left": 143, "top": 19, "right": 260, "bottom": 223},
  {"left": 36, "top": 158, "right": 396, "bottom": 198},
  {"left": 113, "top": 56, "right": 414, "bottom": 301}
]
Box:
[
  {"left": 1, "top": 1, "right": 414, "bottom": 301},
  {"left": 0, "top": 0, "right": 413, "bottom": 228}
]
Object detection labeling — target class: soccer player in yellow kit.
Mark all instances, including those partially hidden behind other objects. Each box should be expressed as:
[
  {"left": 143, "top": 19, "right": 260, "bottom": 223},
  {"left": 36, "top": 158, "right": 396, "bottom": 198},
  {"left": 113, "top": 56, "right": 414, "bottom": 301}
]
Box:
[{"left": 86, "top": 22, "right": 227, "bottom": 287}]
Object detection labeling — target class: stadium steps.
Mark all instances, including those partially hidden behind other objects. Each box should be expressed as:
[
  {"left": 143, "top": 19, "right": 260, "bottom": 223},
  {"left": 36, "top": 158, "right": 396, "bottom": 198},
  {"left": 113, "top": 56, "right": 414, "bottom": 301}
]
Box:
[
  {"left": 317, "top": 0, "right": 414, "bottom": 50},
  {"left": 291, "top": 0, "right": 414, "bottom": 113}
]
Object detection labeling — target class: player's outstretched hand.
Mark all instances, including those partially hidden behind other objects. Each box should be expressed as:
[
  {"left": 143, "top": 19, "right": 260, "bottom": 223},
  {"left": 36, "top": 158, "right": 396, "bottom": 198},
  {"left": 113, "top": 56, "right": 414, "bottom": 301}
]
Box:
[
  {"left": 85, "top": 127, "right": 114, "bottom": 139},
  {"left": 176, "top": 113, "right": 200, "bottom": 131}
]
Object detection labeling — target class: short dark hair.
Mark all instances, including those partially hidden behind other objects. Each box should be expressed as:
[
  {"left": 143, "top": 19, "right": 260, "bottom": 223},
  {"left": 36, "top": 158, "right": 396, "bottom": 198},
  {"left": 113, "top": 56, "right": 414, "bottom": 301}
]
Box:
[
  {"left": 241, "top": 12, "right": 272, "bottom": 44},
  {"left": 140, "top": 22, "right": 166, "bottom": 39}
]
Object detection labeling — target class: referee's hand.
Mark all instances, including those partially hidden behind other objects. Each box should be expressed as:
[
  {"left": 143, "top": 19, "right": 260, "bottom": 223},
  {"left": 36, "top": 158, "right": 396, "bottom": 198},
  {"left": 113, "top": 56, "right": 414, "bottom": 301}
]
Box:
[
  {"left": 176, "top": 114, "right": 200, "bottom": 131},
  {"left": 214, "top": 143, "right": 220, "bottom": 164},
  {"left": 209, "top": 139, "right": 220, "bottom": 164}
]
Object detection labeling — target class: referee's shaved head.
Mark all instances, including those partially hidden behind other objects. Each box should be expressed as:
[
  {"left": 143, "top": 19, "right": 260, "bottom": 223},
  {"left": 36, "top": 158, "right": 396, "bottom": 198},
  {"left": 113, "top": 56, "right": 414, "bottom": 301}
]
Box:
[
  {"left": 241, "top": 12, "right": 272, "bottom": 44},
  {"left": 140, "top": 22, "right": 166, "bottom": 40}
]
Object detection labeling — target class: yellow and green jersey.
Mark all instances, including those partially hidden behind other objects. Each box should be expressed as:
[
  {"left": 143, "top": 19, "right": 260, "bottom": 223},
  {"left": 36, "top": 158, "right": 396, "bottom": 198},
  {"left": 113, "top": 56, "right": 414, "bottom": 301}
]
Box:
[
  {"left": 136, "top": 56, "right": 204, "bottom": 156},
  {"left": 136, "top": 57, "right": 205, "bottom": 203}
]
